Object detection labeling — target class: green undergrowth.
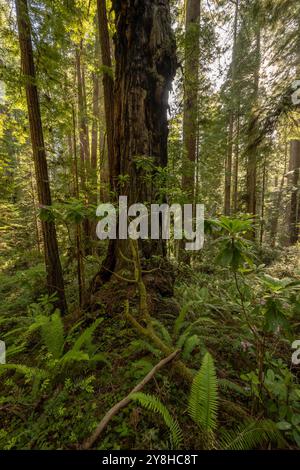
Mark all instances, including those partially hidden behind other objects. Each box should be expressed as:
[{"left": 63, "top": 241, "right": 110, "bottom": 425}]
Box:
[{"left": 0, "top": 238, "right": 300, "bottom": 449}]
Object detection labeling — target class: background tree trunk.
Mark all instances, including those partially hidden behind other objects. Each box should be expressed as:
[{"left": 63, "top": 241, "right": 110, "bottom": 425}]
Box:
[
  {"left": 76, "top": 41, "right": 92, "bottom": 253},
  {"left": 232, "top": 111, "right": 240, "bottom": 213},
  {"left": 91, "top": 35, "right": 100, "bottom": 196},
  {"left": 289, "top": 141, "right": 300, "bottom": 244},
  {"left": 269, "top": 131, "right": 288, "bottom": 246},
  {"left": 224, "top": 0, "right": 239, "bottom": 216},
  {"left": 289, "top": 32, "right": 300, "bottom": 245},
  {"left": 246, "top": 22, "right": 261, "bottom": 222},
  {"left": 182, "top": 0, "right": 201, "bottom": 203},
  {"left": 15, "top": 0, "right": 67, "bottom": 313},
  {"left": 97, "top": 0, "right": 115, "bottom": 194},
  {"left": 76, "top": 42, "right": 90, "bottom": 185}
]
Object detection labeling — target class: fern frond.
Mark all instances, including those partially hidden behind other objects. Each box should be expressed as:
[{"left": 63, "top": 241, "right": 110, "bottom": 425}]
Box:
[
  {"left": 132, "top": 359, "right": 154, "bottom": 377},
  {"left": 182, "top": 334, "right": 201, "bottom": 360},
  {"left": 188, "top": 317, "right": 216, "bottom": 329},
  {"left": 151, "top": 319, "right": 172, "bottom": 346},
  {"left": 3, "top": 327, "right": 27, "bottom": 340},
  {"left": 0, "top": 363, "right": 47, "bottom": 381},
  {"left": 70, "top": 318, "right": 103, "bottom": 353},
  {"left": 127, "top": 339, "right": 161, "bottom": 357},
  {"left": 176, "top": 318, "right": 215, "bottom": 349},
  {"left": 131, "top": 392, "right": 183, "bottom": 449},
  {"left": 176, "top": 330, "right": 190, "bottom": 349},
  {"left": 174, "top": 303, "right": 191, "bottom": 336},
  {"left": 188, "top": 352, "right": 218, "bottom": 433},
  {"left": 41, "top": 310, "right": 64, "bottom": 359},
  {"left": 219, "top": 378, "right": 249, "bottom": 396},
  {"left": 90, "top": 353, "right": 108, "bottom": 364},
  {"left": 219, "top": 419, "right": 283, "bottom": 450},
  {"left": 21, "top": 320, "right": 43, "bottom": 343},
  {"left": 60, "top": 350, "right": 90, "bottom": 365}
]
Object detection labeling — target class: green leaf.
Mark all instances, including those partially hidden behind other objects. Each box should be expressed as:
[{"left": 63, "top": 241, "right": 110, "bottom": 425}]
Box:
[{"left": 276, "top": 421, "right": 291, "bottom": 431}]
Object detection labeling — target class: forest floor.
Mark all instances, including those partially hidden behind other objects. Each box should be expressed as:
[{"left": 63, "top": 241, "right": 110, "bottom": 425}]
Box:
[{"left": 0, "top": 240, "right": 300, "bottom": 450}]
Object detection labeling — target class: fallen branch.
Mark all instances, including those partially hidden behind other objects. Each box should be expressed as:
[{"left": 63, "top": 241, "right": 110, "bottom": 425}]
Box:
[{"left": 81, "top": 349, "right": 180, "bottom": 450}]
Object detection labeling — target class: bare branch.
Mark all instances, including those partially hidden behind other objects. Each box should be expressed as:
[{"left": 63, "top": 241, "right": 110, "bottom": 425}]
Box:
[{"left": 80, "top": 349, "right": 180, "bottom": 450}]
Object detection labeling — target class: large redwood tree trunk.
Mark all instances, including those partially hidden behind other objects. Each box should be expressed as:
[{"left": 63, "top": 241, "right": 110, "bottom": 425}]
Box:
[
  {"left": 91, "top": 0, "right": 177, "bottom": 293},
  {"left": 15, "top": 0, "right": 67, "bottom": 313}
]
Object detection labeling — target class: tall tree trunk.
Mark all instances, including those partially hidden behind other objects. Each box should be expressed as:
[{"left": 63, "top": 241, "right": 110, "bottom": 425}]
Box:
[
  {"left": 224, "top": 114, "right": 234, "bottom": 215},
  {"left": 246, "top": 22, "right": 261, "bottom": 221},
  {"left": 91, "top": 35, "right": 100, "bottom": 201},
  {"left": 76, "top": 42, "right": 92, "bottom": 253},
  {"left": 72, "top": 105, "right": 85, "bottom": 305},
  {"left": 15, "top": 0, "right": 67, "bottom": 313},
  {"left": 182, "top": 0, "right": 201, "bottom": 203},
  {"left": 179, "top": 0, "right": 200, "bottom": 263},
  {"left": 269, "top": 130, "right": 288, "bottom": 246},
  {"left": 289, "top": 34, "right": 300, "bottom": 244},
  {"left": 233, "top": 111, "right": 240, "bottom": 213},
  {"left": 289, "top": 141, "right": 300, "bottom": 244},
  {"left": 260, "top": 154, "right": 267, "bottom": 245},
  {"left": 76, "top": 42, "right": 90, "bottom": 185},
  {"left": 92, "top": 0, "right": 177, "bottom": 290},
  {"left": 224, "top": 0, "right": 239, "bottom": 216},
  {"left": 97, "top": 0, "right": 115, "bottom": 194}
]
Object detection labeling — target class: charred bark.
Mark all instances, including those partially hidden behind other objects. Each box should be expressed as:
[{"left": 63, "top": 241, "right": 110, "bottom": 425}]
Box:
[{"left": 91, "top": 0, "right": 177, "bottom": 301}]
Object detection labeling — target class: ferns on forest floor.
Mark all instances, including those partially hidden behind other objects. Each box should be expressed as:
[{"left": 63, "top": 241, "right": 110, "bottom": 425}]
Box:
[{"left": 129, "top": 352, "right": 281, "bottom": 450}]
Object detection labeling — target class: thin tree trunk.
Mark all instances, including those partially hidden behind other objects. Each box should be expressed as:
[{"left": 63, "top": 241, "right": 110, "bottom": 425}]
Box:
[
  {"left": 224, "top": 0, "right": 239, "bottom": 216},
  {"left": 97, "top": 0, "right": 115, "bottom": 193},
  {"left": 269, "top": 130, "right": 288, "bottom": 245},
  {"left": 15, "top": 0, "right": 67, "bottom": 313},
  {"left": 233, "top": 111, "right": 240, "bottom": 213},
  {"left": 90, "top": 33, "right": 100, "bottom": 249},
  {"left": 260, "top": 155, "right": 267, "bottom": 246},
  {"left": 246, "top": 22, "right": 261, "bottom": 222},
  {"left": 289, "top": 141, "right": 300, "bottom": 244},
  {"left": 91, "top": 38, "right": 100, "bottom": 193},
  {"left": 224, "top": 113, "right": 234, "bottom": 215},
  {"left": 76, "top": 43, "right": 90, "bottom": 186},
  {"left": 180, "top": 0, "right": 201, "bottom": 263},
  {"left": 76, "top": 42, "right": 92, "bottom": 253},
  {"left": 72, "top": 105, "right": 85, "bottom": 305},
  {"left": 182, "top": 0, "right": 201, "bottom": 203},
  {"left": 100, "top": 132, "right": 110, "bottom": 201},
  {"left": 289, "top": 32, "right": 300, "bottom": 244}
]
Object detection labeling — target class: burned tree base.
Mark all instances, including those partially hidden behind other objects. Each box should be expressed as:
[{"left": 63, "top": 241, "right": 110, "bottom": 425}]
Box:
[
  {"left": 88, "top": 256, "right": 179, "bottom": 320},
  {"left": 86, "top": 233, "right": 178, "bottom": 319}
]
